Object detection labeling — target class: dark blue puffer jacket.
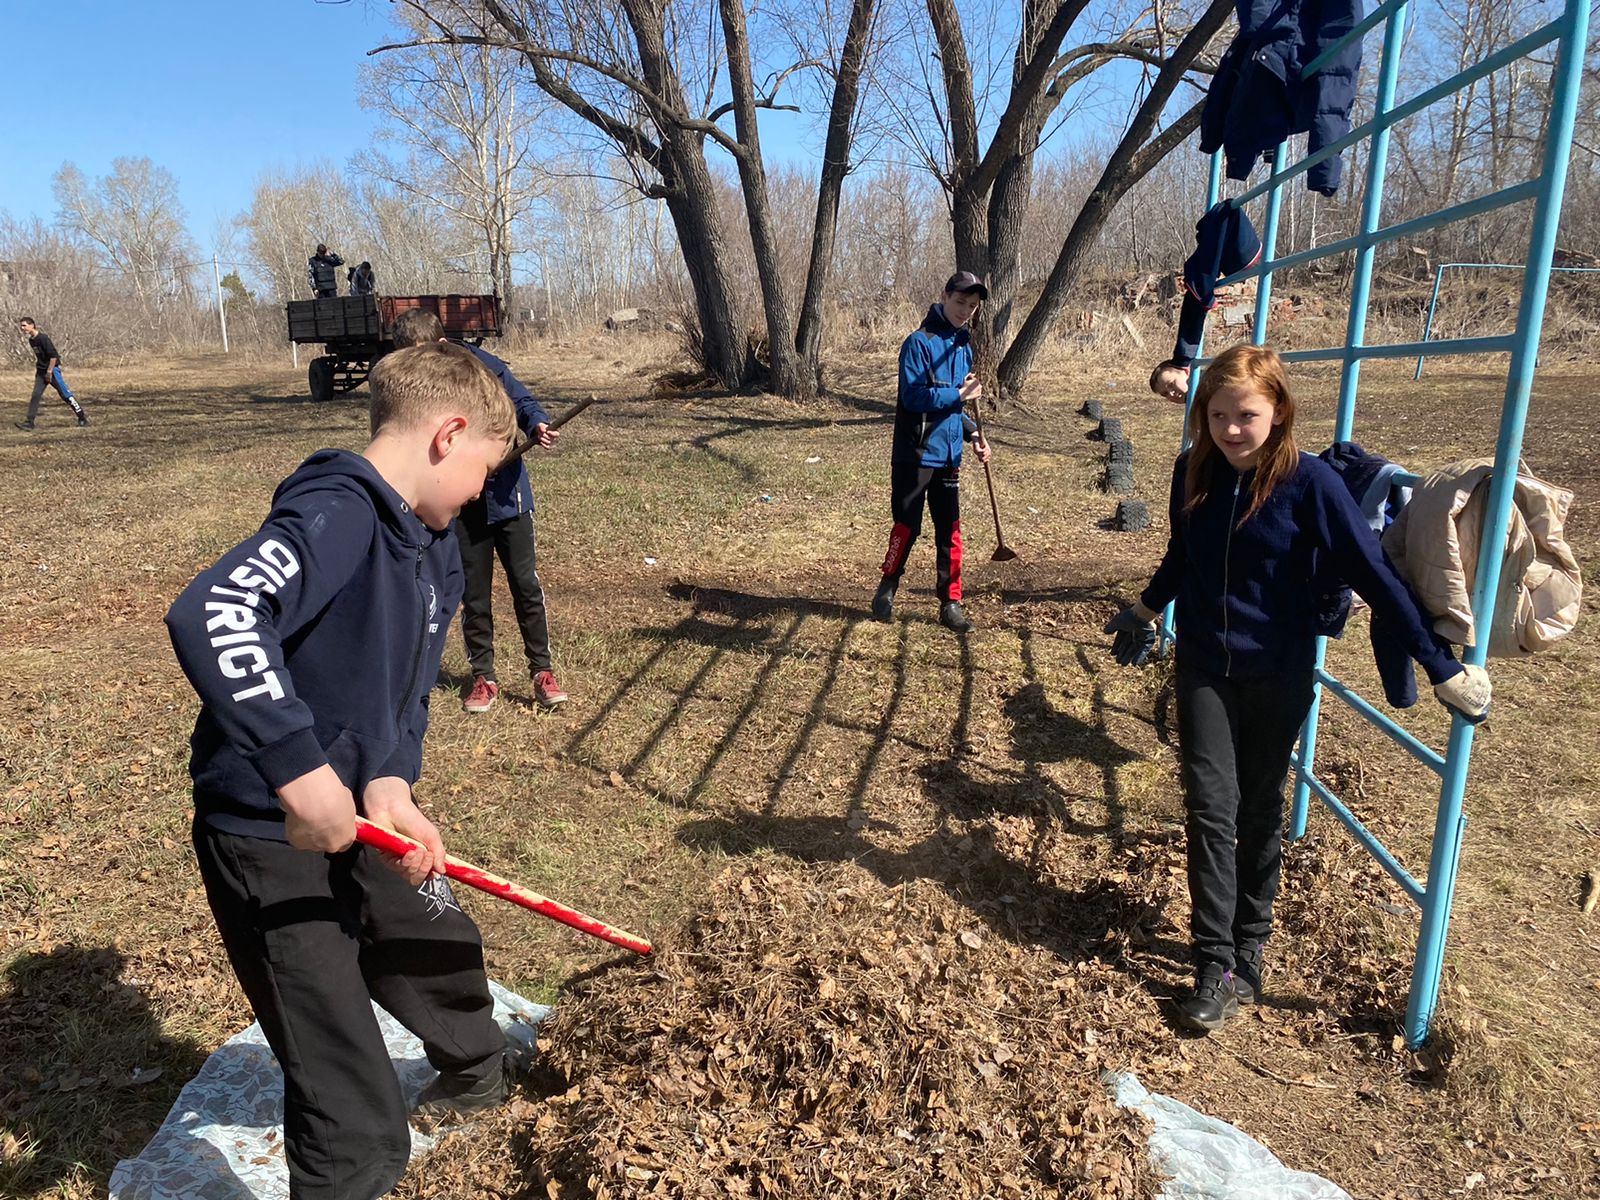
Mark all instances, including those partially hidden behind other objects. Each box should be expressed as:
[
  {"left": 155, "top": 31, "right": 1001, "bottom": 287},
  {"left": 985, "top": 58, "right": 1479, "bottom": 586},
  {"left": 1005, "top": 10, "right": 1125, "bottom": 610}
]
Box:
[
  {"left": 463, "top": 342, "right": 551, "bottom": 524},
  {"left": 1200, "top": 0, "right": 1363, "bottom": 195},
  {"left": 1141, "top": 451, "right": 1459, "bottom": 685},
  {"left": 166, "top": 450, "right": 463, "bottom": 839},
  {"left": 892, "top": 305, "right": 977, "bottom": 468}
]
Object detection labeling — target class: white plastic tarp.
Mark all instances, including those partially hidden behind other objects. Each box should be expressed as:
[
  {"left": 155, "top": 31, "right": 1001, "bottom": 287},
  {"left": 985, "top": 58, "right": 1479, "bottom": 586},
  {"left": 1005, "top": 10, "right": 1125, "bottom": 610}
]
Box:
[
  {"left": 108, "top": 980, "right": 547, "bottom": 1200},
  {"left": 1108, "top": 1071, "right": 1353, "bottom": 1200}
]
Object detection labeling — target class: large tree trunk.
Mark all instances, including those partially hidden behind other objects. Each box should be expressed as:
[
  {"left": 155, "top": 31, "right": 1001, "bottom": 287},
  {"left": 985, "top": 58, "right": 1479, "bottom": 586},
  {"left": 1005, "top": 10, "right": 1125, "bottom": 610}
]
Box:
[
  {"left": 663, "top": 142, "right": 755, "bottom": 387},
  {"left": 795, "top": 0, "right": 877, "bottom": 387},
  {"left": 997, "top": 0, "right": 1232, "bottom": 398},
  {"left": 623, "top": 0, "right": 755, "bottom": 388},
  {"left": 718, "top": 0, "right": 805, "bottom": 397}
]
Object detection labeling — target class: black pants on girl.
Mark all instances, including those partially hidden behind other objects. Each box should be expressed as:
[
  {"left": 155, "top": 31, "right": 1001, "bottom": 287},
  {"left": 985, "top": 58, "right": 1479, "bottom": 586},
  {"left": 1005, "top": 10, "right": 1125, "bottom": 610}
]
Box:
[
  {"left": 193, "top": 820, "right": 504, "bottom": 1200},
  {"left": 880, "top": 460, "right": 963, "bottom": 601},
  {"left": 1175, "top": 663, "right": 1315, "bottom": 971}
]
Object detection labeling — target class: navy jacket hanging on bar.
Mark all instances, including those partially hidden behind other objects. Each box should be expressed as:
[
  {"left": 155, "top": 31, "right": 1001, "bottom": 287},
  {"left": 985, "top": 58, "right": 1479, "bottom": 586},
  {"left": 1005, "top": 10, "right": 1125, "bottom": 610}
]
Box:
[{"left": 1200, "top": 0, "right": 1364, "bottom": 195}]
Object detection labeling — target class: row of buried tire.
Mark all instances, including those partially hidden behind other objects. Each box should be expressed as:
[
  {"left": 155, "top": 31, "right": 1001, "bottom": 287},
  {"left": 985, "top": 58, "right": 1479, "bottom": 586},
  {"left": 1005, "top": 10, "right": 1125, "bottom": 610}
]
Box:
[{"left": 1080, "top": 399, "right": 1148, "bottom": 532}]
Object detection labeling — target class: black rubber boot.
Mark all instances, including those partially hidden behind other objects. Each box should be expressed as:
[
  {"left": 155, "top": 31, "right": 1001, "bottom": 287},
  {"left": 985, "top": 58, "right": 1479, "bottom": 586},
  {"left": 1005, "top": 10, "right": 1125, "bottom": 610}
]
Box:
[
  {"left": 14, "top": 422, "right": 35, "bottom": 432},
  {"left": 412, "top": 1056, "right": 506, "bottom": 1121},
  {"left": 871, "top": 575, "right": 898, "bottom": 622},
  {"left": 1233, "top": 940, "right": 1265, "bottom": 1005},
  {"left": 1176, "top": 962, "right": 1239, "bottom": 1033},
  {"left": 939, "top": 600, "right": 973, "bottom": 633}
]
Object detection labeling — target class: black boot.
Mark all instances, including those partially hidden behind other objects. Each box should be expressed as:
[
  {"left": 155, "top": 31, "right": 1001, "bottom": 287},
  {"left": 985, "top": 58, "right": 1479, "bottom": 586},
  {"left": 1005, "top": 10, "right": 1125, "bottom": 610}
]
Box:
[
  {"left": 939, "top": 600, "right": 973, "bottom": 633},
  {"left": 413, "top": 1055, "right": 506, "bottom": 1121},
  {"left": 872, "top": 575, "right": 898, "bottom": 622},
  {"left": 1176, "top": 962, "right": 1238, "bottom": 1033},
  {"left": 1233, "top": 940, "right": 1265, "bottom": 1005},
  {"left": 75, "top": 410, "right": 89, "bottom": 427},
  {"left": 14, "top": 421, "right": 35, "bottom": 432}
]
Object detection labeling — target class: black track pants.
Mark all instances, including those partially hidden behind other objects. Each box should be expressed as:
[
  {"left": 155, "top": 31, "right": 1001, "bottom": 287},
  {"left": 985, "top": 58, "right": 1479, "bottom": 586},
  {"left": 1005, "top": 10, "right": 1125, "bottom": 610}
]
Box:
[
  {"left": 455, "top": 500, "right": 552, "bottom": 679},
  {"left": 193, "top": 820, "right": 504, "bottom": 1200},
  {"left": 1175, "top": 663, "right": 1315, "bottom": 971},
  {"left": 880, "top": 460, "right": 964, "bottom": 602}
]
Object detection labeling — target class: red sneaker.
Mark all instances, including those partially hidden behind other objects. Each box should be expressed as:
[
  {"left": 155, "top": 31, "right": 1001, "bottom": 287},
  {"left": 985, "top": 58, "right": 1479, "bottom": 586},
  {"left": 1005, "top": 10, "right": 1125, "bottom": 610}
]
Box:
[
  {"left": 532, "top": 670, "right": 569, "bottom": 708},
  {"left": 462, "top": 676, "right": 499, "bottom": 713}
]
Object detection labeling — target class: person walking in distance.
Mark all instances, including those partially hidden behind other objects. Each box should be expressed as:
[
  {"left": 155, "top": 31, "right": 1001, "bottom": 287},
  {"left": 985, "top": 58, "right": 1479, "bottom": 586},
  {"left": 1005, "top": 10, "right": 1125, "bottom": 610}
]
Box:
[
  {"left": 16, "top": 318, "right": 87, "bottom": 431},
  {"left": 308, "top": 244, "right": 344, "bottom": 299},
  {"left": 391, "top": 309, "right": 571, "bottom": 712},
  {"left": 872, "top": 271, "right": 992, "bottom": 633}
]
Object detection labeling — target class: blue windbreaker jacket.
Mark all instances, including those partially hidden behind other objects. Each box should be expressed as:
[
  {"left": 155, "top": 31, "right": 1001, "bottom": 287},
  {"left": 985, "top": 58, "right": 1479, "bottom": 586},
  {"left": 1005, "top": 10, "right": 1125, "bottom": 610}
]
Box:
[
  {"left": 166, "top": 449, "right": 463, "bottom": 839},
  {"left": 893, "top": 304, "right": 977, "bottom": 468}
]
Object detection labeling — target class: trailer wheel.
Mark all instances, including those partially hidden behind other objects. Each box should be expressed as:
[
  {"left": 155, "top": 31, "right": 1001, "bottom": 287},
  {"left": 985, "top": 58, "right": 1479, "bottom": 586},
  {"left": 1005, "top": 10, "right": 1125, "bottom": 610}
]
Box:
[{"left": 309, "top": 356, "right": 336, "bottom": 403}]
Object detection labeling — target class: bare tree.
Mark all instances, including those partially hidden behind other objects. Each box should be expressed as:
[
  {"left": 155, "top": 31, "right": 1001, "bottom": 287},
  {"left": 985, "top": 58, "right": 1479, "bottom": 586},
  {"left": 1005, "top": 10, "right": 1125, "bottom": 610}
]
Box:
[
  {"left": 51, "top": 157, "right": 199, "bottom": 327},
  {"left": 358, "top": 7, "right": 545, "bottom": 315},
  {"left": 878, "top": 0, "right": 1228, "bottom": 396}
]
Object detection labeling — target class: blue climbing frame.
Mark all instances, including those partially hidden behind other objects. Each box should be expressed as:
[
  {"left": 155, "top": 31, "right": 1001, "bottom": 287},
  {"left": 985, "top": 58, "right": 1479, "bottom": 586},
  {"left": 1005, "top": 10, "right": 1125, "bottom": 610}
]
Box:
[
  {"left": 1159, "top": 0, "right": 1590, "bottom": 1046},
  {"left": 1414, "top": 262, "right": 1600, "bottom": 379}
]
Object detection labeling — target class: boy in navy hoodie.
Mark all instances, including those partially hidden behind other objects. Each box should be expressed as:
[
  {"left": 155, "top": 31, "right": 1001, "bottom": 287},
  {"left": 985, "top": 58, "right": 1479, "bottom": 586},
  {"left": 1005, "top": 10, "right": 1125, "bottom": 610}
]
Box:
[
  {"left": 873, "top": 271, "right": 993, "bottom": 633},
  {"left": 166, "top": 341, "right": 517, "bottom": 1200}
]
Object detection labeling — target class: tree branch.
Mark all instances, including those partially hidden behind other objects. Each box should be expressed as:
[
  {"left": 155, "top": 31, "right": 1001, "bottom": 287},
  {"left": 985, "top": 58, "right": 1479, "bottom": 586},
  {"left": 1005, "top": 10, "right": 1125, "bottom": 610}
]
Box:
[{"left": 370, "top": 33, "right": 746, "bottom": 160}]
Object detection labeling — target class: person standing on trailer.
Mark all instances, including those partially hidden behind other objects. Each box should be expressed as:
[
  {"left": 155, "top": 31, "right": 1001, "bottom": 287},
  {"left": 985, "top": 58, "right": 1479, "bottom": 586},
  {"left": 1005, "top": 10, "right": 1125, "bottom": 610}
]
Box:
[
  {"left": 872, "top": 271, "right": 992, "bottom": 633},
  {"left": 15, "top": 318, "right": 88, "bottom": 431},
  {"left": 350, "top": 261, "right": 377, "bottom": 297},
  {"left": 1103, "top": 344, "right": 1493, "bottom": 1035},
  {"left": 307, "top": 244, "right": 344, "bottom": 299},
  {"left": 391, "top": 309, "right": 571, "bottom": 712}
]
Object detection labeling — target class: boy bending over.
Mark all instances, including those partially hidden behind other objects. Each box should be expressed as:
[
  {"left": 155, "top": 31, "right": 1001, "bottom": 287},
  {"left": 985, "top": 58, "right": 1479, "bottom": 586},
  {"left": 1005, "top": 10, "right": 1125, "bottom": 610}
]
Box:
[{"left": 166, "top": 342, "right": 516, "bottom": 1199}]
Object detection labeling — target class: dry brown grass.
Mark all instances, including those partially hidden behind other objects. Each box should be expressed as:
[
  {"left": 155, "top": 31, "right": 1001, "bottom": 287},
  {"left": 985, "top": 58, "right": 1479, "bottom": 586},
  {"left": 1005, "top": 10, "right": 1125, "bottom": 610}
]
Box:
[{"left": 1, "top": 336, "right": 1597, "bottom": 1198}]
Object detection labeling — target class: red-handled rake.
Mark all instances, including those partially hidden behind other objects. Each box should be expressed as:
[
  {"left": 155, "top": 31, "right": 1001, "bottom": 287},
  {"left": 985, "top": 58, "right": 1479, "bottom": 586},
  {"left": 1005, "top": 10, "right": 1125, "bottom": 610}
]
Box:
[{"left": 354, "top": 816, "right": 653, "bottom": 956}]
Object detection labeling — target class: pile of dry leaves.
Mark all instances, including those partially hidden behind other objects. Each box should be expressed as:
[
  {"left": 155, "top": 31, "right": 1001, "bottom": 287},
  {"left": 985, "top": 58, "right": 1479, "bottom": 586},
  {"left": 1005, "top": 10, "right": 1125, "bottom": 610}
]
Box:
[{"left": 407, "top": 861, "right": 1163, "bottom": 1199}]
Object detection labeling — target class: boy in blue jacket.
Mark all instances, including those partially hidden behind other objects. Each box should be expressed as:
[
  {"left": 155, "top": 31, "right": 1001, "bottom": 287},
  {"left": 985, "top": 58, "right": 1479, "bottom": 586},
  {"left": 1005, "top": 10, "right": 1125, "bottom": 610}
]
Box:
[
  {"left": 873, "top": 271, "right": 993, "bottom": 633},
  {"left": 392, "top": 310, "right": 567, "bottom": 712},
  {"left": 166, "top": 342, "right": 517, "bottom": 1200}
]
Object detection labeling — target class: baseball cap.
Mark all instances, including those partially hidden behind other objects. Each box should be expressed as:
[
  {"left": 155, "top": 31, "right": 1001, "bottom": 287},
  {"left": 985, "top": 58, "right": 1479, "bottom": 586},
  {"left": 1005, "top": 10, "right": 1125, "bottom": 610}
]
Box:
[{"left": 944, "top": 271, "right": 989, "bottom": 299}]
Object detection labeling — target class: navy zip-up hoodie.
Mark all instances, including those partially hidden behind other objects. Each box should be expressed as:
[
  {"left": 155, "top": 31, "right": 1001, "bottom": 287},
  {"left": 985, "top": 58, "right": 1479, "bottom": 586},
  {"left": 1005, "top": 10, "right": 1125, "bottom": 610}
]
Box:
[
  {"left": 166, "top": 449, "right": 463, "bottom": 839},
  {"left": 464, "top": 342, "right": 550, "bottom": 525},
  {"left": 1141, "top": 451, "right": 1460, "bottom": 685},
  {"left": 893, "top": 305, "right": 977, "bottom": 468}
]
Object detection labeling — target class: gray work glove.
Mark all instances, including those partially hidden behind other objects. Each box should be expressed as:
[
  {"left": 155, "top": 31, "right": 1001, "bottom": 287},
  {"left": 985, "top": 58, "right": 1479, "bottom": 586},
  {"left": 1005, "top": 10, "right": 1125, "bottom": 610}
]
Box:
[
  {"left": 1104, "top": 606, "right": 1158, "bottom": 667},
  {"left": 1434, "top": 663, "right": 1491, "bottom": 724}
]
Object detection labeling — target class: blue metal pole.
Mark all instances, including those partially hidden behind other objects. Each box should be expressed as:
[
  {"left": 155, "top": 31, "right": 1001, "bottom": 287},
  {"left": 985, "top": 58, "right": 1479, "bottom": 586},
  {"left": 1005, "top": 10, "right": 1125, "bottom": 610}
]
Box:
[
  {"left": 1292, "top": 2, "right": 1411, "bottom": 840},
  {"left": 1414, "top": 263, "right": 1447, "bottom": 379},
  {"left": 1160, "top": 150, "right": 1223, "bottom": 659},
  {"left": 1251, "top": 141, "right": 1290, "bottom": 346},
  {"left": 1404, "top": 0, "right": 1590, "bottom": 1047}
]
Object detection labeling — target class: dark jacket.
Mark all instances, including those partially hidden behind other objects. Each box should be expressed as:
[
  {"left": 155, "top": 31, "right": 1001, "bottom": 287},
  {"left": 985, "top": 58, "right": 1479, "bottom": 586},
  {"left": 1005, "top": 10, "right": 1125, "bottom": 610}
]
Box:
[
  {"left": 893, "top": 305, "right": 978, "bottom": 468},
  {"left": 462, "top": 342, "right": 551, "bottom": 525},
  {"left": 1173, "top": 203, "right": 1262, "bottom": 366},
  {"left": 27, "top": 331, "right": 62, "bottom": 372},
  {"left": 1316, "top": 441, "right": 1445, "bottom": 707},
  {"left": 1141, "top": 451, "right": 1460, "bottom": 686},
  {"left": 166, "top": 449, "right": 463, "bottom": 839},
  {"left": 1199, "top": 0, "right": 1364, "bottom": 195},
  {"left": 308, "top": 251, "right": 344, "bottom": 294}
]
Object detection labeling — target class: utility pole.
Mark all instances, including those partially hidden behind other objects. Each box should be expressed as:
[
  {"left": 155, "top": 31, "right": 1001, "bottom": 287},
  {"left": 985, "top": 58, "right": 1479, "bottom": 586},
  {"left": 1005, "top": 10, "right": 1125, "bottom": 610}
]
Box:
[{"left": 212, "top": 253, "right": 230, "bottom": 353}]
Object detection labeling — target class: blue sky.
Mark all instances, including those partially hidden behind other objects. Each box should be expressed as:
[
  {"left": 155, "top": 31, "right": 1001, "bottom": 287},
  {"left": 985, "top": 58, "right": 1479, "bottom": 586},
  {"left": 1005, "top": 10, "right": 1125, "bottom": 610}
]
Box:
[
  {"left": 0, "top": 0, "right": 826, "bottom": 255},
  {"left": 1, "top": 1, "right": 398, "bottom": 245}
]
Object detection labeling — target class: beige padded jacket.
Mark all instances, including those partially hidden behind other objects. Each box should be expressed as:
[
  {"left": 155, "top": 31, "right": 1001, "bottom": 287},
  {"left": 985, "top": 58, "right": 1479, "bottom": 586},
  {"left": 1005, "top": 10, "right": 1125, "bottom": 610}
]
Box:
[{"left": 1381, "top": 458, "right": 1581, "bottom": 657}]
